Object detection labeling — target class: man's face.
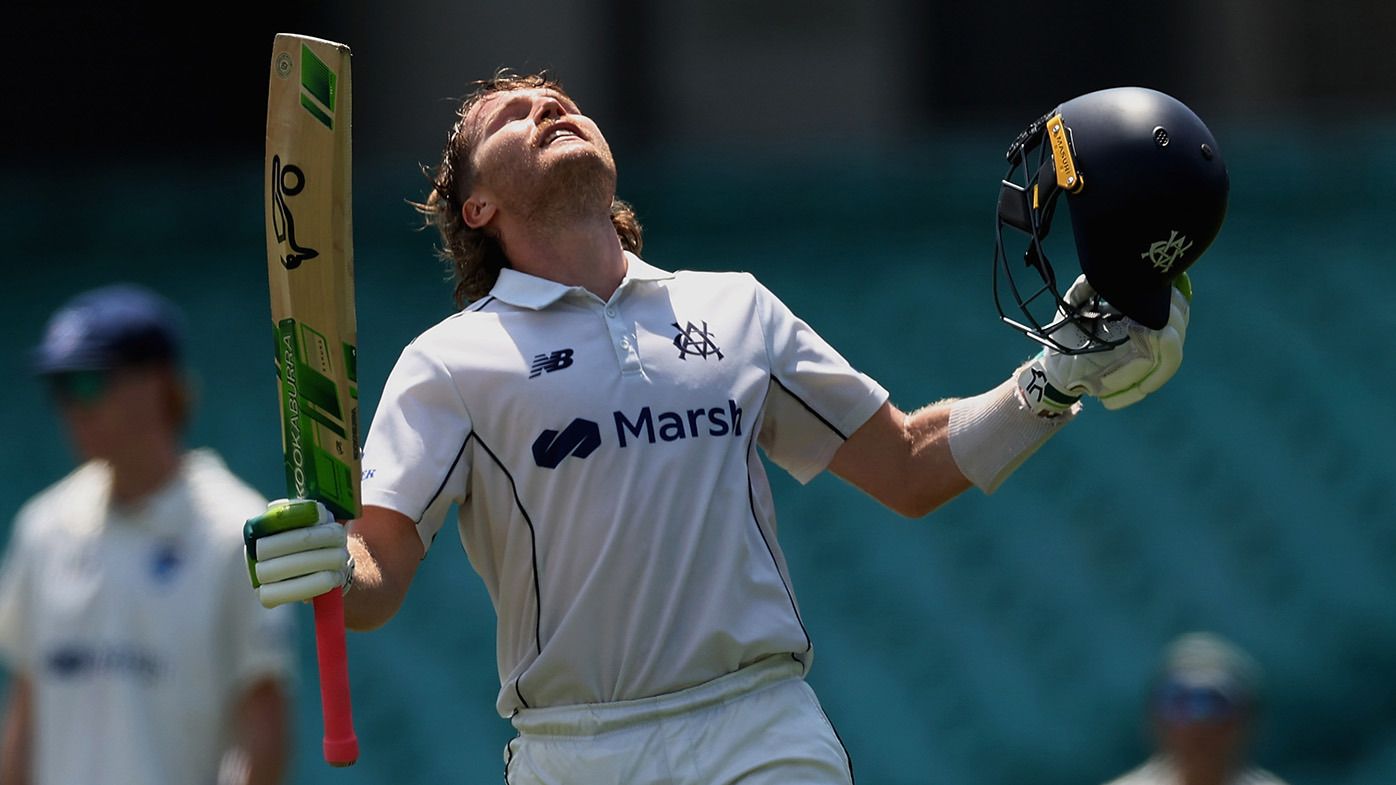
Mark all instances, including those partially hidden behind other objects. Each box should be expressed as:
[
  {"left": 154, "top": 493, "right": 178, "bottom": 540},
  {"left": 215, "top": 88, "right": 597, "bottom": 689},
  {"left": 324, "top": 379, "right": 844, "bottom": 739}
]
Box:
[
  {"left": 1156, "top": 713, "right": 1248, "bottom": 776},
  {"left": 1151, "top": 682, "right": 1250, "bottom": 772},
  {"left": 462, "top": 86, "right": 617, "bottom": 223},
  {"left": 49, "top": 366, "right": 173, "bottom": 462}
]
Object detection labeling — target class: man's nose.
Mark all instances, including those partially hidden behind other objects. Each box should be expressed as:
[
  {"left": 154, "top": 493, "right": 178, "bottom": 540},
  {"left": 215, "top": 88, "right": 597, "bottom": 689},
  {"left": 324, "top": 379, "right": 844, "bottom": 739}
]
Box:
[{"left": 532, "top": 97, "right": 564, "bottom": 123}]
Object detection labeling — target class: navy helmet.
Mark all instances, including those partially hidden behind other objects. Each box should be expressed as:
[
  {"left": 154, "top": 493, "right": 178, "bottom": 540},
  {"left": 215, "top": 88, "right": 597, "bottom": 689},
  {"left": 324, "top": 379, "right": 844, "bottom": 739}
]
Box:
[
  {"left": 33, "top": 283, "right": 185, "bottom": 375},
  {"left": 994, "top": 86, "right": 1230, "bottom": 353}
]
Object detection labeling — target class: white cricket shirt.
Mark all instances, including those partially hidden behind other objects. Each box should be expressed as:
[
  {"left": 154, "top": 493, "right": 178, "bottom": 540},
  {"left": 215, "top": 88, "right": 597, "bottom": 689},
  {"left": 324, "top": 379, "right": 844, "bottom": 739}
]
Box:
[
  {"left": 361, "top": 252, "right": 888, "bottom": 716},
  {"left": 1104, "top": 757, "right": 1289, "bottom": 785},
  {"left": 0, "top": 449, "right": 296, "bottom": 785}
]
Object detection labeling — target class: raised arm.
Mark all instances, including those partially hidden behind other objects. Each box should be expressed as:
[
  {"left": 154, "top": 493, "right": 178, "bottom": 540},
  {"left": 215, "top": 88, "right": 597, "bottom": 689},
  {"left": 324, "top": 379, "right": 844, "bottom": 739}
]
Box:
[
  {"left": 830, "top": 276, "right": 1192, "bottom": 518},
  {"left": 828, "top": 401, "right": 969, "bottom": 518}
]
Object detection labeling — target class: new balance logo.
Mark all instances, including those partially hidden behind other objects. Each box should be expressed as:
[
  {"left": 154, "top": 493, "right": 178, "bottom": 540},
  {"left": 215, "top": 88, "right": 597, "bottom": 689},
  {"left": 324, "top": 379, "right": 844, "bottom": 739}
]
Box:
[
  {"left": 532, "top": 419, "right": 602, "bottom": 468},
  {"left": 529, "top": 348, "right": 575, "bottom": 378}
]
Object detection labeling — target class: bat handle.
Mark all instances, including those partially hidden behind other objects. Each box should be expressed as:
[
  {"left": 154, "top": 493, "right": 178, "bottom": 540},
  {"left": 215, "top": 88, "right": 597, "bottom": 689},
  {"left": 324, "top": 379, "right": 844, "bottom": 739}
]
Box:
[{"left": 312, "top": 589, "right": 359, "bottom": 766}]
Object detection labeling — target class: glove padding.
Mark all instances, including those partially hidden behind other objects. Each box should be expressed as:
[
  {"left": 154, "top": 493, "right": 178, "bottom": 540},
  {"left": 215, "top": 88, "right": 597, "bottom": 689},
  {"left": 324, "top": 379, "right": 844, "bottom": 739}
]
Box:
[
  {"left": 1021, "top": 274, "right": 1191, "bottom": 413},
  {"left": 244, "top": 499, "right": 353, "bottom": 609}
]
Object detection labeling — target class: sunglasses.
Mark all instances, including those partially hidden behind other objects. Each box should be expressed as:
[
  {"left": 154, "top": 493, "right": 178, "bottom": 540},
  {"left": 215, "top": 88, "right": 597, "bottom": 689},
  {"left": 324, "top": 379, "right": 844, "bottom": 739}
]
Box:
[
  {"left": 47, "top": 370, "right": 112, "bottom": 405},
  {"left": 1152, "top": 682, "right": 1245, "bottom": 725}
]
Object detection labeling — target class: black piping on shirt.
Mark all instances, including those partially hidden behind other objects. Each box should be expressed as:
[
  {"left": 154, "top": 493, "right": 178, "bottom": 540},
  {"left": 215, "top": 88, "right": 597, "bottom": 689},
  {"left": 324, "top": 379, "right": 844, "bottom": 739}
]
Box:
[
  {"left": 823, "top": 704, "right": 857, "bottom": 783},
  {"left": 406, "top": 427, "right": 538, "bottom": 708},
  {"left": 416, "top": 438, "right": 469, "bottom": 529},
  {"left": 470, "top": 432, "right": 543, "bottom": 709},
  {"left": 771, "top": 376, "right": 848, "bottom": 440},
  {"left": 743, "top": 397, "right": 813, "bottom": 656}
]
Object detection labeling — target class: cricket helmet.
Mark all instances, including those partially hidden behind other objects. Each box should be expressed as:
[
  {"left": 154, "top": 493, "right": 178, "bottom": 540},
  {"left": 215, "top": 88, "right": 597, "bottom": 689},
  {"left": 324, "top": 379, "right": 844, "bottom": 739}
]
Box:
[
  {"left": 993, "top": 86, "right": 1229, "bottom": 353},
  {"left": 33, "top": 283, "right": 185, "bottom": 375}
]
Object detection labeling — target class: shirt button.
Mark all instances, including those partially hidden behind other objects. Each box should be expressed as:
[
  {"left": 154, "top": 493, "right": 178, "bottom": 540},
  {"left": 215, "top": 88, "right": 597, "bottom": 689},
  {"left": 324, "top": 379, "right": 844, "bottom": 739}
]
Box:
[{"left": 605, "top": 307, "right": 617, "bottom": 317}]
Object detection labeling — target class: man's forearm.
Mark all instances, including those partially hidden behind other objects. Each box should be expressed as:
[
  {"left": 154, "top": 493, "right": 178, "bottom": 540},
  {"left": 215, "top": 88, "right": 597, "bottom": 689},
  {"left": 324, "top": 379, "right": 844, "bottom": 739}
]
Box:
[
  {"left": 829, "top": 401, "right": 971, "bottom": 518},
  {"left": 342, "top": 529, "right": 418, "bottom": 631},
  {"left": 229, "top": 678, "right": 289, "bottom": 785},
  {"left": 1, "top": 676, "right": 32, "bottom": 785}
]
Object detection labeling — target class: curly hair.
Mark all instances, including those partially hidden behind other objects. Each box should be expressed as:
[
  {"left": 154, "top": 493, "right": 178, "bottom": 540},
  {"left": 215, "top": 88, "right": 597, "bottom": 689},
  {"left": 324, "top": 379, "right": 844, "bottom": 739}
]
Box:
[{"left": 414, "top": 70, "right": 643, "bottom": 309}]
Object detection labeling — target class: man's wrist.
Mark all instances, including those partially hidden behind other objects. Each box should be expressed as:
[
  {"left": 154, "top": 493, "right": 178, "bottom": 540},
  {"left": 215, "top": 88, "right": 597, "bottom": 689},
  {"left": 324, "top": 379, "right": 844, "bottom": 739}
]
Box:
[
  {"left": 947, "top": 374, "right": 1079, "bottom": 494},
  {"left": 1015, "top": 355, "right": 1080, "bottom": 417},
  {"left": 342, "top": 554, "right": 356, "bottom": 596}
]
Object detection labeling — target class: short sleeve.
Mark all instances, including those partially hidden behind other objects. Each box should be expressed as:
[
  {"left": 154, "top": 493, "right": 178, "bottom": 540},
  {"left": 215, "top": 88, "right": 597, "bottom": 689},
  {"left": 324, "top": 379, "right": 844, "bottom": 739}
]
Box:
[
  {"left": 361, "top": 340, "right": 474, "bottom": 551},
  {"left": 752, "top": 277, "right": 889, "bottom": 483}
]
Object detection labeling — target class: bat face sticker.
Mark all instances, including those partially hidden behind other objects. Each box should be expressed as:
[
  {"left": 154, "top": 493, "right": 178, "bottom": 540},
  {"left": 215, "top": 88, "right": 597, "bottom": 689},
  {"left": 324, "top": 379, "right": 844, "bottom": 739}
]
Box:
[{"left": 270, "top": 154, "right": 320, "bottom": 270}]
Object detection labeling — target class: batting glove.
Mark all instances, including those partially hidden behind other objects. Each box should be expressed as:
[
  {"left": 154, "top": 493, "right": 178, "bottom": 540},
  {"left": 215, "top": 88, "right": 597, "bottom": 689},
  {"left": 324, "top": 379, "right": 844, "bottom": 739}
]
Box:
[
  {"left": 1018, "top": 273, "right": 1191, "bottom": 414},
  {"left": 244, "top": 499, "right": 354, "bottom": 609}
]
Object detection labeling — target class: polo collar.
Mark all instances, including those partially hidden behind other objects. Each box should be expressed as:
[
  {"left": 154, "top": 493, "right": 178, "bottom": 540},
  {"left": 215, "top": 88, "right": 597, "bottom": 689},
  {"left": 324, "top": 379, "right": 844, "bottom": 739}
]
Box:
[
  {"left": 622, "top": 252, "right": 675, "bottom": 283},
  {"left": 489, "top": 251, "right": 675, "bottom": 310},
  {"left": 489, "top": 268, "right": 571, "bottom": 310}
]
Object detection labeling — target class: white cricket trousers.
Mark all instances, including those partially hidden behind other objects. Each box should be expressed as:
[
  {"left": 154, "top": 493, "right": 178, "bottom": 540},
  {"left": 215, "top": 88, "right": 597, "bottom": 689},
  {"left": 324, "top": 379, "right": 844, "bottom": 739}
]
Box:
[{"left": 503, "top": 655, "right": 855, "bottom": 784}]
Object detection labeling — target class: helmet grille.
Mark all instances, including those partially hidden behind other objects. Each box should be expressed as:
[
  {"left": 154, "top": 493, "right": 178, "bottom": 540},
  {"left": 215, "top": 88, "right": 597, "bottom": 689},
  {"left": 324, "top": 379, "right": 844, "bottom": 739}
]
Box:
[{"left": 1153, "top": 126, "right": 1170, "bottom": 147}]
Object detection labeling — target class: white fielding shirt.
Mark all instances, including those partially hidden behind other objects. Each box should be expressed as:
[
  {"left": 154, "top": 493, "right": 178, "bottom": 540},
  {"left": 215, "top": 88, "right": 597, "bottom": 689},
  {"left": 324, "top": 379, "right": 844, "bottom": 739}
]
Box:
[
  {"left": 0, "top": 449, "right": 296, "bottom": 785},
  {"left": 361, "top": 253, "right": 889, "bottom": 716},
  {"left": 1104, "top": 757, "right": 1289, "bottom": 785}
]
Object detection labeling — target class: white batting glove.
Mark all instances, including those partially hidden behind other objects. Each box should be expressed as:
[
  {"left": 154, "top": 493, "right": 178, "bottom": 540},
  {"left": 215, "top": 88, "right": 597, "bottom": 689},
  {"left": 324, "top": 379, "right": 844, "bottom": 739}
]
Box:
[
  {"left": 244, "top": 499, "right": 354, "bottom": 609},
  {"left": 1018, "top": 274, "right": 1191, "bottom": 413}
]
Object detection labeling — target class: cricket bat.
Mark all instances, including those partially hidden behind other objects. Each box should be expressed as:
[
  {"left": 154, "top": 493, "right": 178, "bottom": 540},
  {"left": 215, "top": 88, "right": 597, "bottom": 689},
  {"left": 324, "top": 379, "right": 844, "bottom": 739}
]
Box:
[{"left": 264, "top": 33, "right": 360, "bottom": 767}]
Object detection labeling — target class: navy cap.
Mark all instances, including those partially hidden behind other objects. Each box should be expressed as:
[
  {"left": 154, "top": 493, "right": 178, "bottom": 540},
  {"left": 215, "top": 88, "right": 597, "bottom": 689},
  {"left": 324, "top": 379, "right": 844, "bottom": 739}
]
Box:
[{"left": 33, "top": 284, "right": 184, "bottom": 375}]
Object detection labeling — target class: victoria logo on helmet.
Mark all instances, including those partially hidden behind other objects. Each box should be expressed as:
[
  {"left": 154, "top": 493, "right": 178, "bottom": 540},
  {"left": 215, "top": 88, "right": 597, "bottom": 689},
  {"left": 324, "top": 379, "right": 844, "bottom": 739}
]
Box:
[{"left": 1142, "top": 231, "right": 1193, "bottom": 274}]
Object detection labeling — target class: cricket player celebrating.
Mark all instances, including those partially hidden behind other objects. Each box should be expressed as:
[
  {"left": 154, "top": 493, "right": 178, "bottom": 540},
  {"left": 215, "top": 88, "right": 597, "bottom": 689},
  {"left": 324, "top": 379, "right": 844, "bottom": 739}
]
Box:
[{"left": 245, "top": 75, "right": 1228, "bottom": 783}]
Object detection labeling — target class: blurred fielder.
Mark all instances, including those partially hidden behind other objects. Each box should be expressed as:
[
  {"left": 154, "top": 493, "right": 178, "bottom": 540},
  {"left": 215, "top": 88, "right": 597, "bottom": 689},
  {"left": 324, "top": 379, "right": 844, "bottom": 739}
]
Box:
[
  {"left": 1103, "top": 632, "right": 1288, "bottom": 785},
  {"left": 0, "top": 284, "right": 296, "bottom": 785},
  {"left": 244, "top": 73, "right": 1228, "bottom": 783}
]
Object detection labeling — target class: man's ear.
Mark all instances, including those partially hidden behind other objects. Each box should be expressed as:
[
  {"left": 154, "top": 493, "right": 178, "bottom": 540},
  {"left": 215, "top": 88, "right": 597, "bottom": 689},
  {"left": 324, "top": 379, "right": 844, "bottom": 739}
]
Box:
[{"left": 462, "top": 191, "right": 497, "bottom": 229}]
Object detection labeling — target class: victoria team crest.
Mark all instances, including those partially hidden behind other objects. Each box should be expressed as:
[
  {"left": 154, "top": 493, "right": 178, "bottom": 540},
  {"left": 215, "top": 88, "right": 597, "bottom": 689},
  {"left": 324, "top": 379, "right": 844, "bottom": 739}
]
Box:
[
  {"left": 1142, "top": 230, "right": 1192, "bottom": 273},
  {"left": 672, "top": 321, "right": 723, "bottom": 360}
]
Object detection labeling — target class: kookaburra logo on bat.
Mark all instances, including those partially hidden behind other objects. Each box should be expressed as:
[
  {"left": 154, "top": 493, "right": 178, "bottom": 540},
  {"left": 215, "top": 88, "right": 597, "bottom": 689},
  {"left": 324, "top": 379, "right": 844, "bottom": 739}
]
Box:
[{"left": 271, "top": 155, "right": 320, "bottom": 270}]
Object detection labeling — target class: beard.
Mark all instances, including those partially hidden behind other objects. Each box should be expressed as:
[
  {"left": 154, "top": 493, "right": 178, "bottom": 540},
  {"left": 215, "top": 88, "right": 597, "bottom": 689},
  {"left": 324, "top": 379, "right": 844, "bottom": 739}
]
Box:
[{"left": 513, "top": 143, "right": 618, "bottom": 230}]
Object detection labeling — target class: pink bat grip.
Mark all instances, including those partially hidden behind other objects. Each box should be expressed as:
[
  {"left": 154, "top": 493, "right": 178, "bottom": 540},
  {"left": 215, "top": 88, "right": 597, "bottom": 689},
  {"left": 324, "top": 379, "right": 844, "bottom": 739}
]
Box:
[{"left": 312, "top": 589, "right": 359, "bottom": 766}]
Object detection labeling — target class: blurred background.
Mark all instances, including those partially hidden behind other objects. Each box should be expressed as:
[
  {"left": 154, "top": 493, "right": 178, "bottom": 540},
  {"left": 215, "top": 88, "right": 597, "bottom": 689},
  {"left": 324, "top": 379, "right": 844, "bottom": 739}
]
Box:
[{"left": 3, "top": 1, "right": 1394, "bottom": 783}]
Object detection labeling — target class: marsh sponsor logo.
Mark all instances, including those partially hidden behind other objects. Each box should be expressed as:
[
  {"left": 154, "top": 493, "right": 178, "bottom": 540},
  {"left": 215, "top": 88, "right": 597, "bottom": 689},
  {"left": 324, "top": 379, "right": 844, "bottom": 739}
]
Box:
[
  {"left": 45, "top": 643, "right": 164, "bottom": 683},
  {"left": 532, "top": 419, "right": 602, "bottom": 469},
  {"left": 613, "top": 399, "right": 743, "bottom": 446},
  {"left": 532, "top": 399, "right": 744, "bottom": 468}
]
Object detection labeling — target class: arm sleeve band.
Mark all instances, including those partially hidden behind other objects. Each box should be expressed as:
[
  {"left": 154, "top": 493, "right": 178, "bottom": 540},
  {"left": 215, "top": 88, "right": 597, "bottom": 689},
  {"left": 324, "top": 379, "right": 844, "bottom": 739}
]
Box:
[{"left": 946, "top": 375, "right": 1079, "bottom": 493}]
